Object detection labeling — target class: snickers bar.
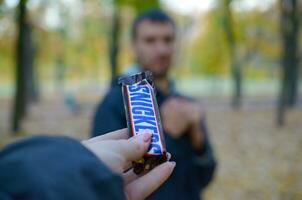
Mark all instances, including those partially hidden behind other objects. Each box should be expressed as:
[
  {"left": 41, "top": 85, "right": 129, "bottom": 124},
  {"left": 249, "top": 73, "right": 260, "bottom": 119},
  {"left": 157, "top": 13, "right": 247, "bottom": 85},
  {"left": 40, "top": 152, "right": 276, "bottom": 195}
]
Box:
[{"left": 118, "top": 71, "right": 167, "bottom": 174}]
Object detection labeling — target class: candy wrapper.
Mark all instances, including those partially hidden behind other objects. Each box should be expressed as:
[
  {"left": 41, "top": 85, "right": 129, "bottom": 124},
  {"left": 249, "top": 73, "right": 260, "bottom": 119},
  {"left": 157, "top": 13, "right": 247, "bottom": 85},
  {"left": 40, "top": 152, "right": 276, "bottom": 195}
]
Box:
[{"left": 118, "top": 71, "right": 167, "bottom": 174}]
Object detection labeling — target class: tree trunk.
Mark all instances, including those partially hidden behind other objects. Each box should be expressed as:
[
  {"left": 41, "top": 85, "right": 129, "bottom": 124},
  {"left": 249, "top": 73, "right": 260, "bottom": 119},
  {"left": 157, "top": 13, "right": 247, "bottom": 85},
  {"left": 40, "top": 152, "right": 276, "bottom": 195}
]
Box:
[
  {"left": 12, "top": 0, "right": 27, "bottom": 133},
  {"left": 277, "top": 0, "right": 299, "bottom": 126},
  {"left": 24, "top": 21, "right": 38, "bottom": 103},
  {"left": 55, "top": 57, "right": 65, "bottom": 94},
  {"left": 284, "top": 0, "right": 299, "bottom": 107},
  {"left": 222, "top": 0, "right": 242, "bottom": 108},
  {"left": 109, "top": 6, "right": 120, "bottom": 86},
  {"left": 11, "top": 0, "right": 35, "bottom": 133}
]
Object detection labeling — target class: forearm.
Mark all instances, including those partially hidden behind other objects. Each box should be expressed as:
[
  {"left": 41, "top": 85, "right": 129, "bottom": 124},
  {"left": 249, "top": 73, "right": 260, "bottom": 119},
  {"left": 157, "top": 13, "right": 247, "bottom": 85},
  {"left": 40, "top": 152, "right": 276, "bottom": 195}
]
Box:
[
  {"left": 0, "top": 136, "right": 125, "bottom": 200},
  {"left": 188, "top": 110, "right": 210, "bottom": 154},
  {"left": 188, "top": 121, "right": 205, "bottom": 152},
  {"left": 190, "top": 120, "right": 217, "bottom": 187}
]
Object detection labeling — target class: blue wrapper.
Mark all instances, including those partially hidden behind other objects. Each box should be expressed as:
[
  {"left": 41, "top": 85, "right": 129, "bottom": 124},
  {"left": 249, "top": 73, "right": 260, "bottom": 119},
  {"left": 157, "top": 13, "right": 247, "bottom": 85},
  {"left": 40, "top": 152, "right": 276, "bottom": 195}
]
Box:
[{"left": 118, "top": 71, "right": 167, "bottom": 174}]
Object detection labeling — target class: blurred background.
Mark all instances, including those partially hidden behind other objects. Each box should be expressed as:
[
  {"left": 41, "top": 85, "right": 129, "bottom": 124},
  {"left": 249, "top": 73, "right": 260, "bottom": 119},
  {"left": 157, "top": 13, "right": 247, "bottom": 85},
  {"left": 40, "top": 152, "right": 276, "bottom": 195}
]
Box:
[{"left": 0, "top": 0, "right": 301, "bottom": 199}]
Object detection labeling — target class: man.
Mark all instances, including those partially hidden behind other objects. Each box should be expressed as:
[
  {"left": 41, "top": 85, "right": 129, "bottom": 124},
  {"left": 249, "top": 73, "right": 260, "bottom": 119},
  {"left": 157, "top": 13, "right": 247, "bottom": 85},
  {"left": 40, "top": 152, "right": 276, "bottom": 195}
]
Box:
[{"left": 92, "top": 9, "right": 216, "bottom": 200}]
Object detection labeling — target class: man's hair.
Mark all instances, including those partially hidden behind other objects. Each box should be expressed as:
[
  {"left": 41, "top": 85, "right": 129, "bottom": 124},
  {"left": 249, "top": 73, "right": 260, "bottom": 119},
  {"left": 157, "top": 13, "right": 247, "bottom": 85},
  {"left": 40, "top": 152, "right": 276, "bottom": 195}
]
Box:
[{"left": 131, "top": 9, "right": 175, "bottom": 40}]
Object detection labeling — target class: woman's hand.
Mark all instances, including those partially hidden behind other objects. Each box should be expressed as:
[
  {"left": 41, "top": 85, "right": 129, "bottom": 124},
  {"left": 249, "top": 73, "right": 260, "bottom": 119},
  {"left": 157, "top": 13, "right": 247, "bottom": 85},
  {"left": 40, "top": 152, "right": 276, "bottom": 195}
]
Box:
[{"left": 82, "top": 128, "right": 175, "bottom": 200}]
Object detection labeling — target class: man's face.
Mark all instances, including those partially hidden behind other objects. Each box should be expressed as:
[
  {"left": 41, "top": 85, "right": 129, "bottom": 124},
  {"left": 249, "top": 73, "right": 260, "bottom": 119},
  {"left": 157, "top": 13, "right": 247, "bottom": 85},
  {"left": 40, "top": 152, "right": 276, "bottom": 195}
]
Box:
[{"left": 132, "top": 20, "right": 175, "bottom": 78}]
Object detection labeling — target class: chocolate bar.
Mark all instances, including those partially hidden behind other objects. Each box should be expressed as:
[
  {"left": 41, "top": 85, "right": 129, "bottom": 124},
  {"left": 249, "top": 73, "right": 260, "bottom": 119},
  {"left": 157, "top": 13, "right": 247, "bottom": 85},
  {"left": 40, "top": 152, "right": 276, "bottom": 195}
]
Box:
[{"left": 118, "top": 71, "right": 167, "bottom": 174}]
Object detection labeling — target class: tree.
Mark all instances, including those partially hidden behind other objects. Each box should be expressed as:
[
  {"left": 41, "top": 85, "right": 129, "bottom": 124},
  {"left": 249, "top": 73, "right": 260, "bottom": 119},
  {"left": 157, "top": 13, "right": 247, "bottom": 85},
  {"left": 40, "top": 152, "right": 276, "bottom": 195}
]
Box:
[
  {"left": 283, "top": 0, "right": 299, "bottom": 107},
  {"left": 221, "top": 0, "right": 242, "bottom": 108},
  {"left": 11, "top": 0, "right": 36, "bottom": 133},
  {"left": 109, "top": 2, "right": 121, "bottom": 86},
  {"left": 277, "top": 0, "right": 300, "bottom": 126},
  {"left": 129, "top": 0, "right": 160, "bottom": 12}
]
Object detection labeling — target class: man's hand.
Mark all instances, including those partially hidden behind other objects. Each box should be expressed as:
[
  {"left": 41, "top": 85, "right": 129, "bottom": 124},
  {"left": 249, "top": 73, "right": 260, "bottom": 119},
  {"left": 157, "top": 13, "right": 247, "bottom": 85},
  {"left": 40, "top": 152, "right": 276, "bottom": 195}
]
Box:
[
  {"left": 82, "top": 129, "right": 175, "bottom": 200},
  {"left": 161, "top": 97, "right": 205, "bottom": 150}
]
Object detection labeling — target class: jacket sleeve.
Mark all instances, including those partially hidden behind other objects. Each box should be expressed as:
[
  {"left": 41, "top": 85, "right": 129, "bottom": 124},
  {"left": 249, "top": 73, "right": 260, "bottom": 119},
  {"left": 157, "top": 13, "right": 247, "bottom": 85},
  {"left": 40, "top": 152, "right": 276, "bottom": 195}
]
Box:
[
  {"left": 190, "top": 119, "right": 217, "bottom": 189},
  {"left": 91, "top": 86, "right": 127, "bottom": 137},
  {"left": 0, "top": 136, "right": 125, "bottom": 200}
]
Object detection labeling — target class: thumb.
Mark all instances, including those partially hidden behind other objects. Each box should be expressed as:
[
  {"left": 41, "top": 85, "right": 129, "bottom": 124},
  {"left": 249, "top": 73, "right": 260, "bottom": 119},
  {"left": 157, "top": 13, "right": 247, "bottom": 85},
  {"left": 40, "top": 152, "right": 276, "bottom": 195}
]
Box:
[{"left": 114, "top": 132, "right": 152, "bottom": 162}]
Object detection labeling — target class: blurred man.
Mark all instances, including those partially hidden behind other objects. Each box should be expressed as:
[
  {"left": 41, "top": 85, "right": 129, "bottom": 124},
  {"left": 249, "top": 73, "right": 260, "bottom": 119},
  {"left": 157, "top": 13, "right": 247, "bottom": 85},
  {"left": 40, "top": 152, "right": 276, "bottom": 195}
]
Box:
[{"left": 92, "top": 9, "right": 216, "bottom": 200}]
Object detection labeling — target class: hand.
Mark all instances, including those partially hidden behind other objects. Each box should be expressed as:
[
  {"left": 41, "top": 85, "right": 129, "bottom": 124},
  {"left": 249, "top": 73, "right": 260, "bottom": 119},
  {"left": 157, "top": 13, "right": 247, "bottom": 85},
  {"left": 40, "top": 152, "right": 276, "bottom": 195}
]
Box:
[
  {"left": 161, "top": 97, "right": 205, "bottom": 150},
  {"left": 161, "top": 97, "right": 189, "bottom": 138},
  {"left": 82, "top": 129, "right": 175, "bottom": 200}
]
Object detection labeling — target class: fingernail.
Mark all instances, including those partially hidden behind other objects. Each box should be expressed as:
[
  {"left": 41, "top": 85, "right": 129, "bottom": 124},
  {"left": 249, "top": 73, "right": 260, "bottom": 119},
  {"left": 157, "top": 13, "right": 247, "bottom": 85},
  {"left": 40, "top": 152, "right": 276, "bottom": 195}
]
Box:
[
  {"left": 167, "top": 152, "right": 171, "bottom": 161},
  {"left": 138, "top": 132, "right": 151, "bottom": 143}
]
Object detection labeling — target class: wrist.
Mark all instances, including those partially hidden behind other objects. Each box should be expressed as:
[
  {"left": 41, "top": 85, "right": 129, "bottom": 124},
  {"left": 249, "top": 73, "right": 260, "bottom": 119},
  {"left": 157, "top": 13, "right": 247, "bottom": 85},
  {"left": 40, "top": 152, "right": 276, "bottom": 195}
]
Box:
[{"left": 189, "top": 121, "right": 204, "bottom": 151}]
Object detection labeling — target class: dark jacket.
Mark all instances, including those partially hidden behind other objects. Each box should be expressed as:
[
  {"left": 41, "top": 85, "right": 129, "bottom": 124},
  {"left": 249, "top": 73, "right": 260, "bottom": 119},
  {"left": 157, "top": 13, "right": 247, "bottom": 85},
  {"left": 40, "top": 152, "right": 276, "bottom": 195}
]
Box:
[
  {"left": 0, "top": 136, "right": 124, "bottom": 200},
  {"left": 91, "top": 80, "right": 217, "bottom": 200}
]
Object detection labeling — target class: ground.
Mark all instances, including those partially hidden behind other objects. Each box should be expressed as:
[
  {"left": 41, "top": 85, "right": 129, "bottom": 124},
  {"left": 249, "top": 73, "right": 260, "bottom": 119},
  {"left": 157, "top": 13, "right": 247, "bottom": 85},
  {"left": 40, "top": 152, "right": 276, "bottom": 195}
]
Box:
[
  {"left": 0, "top": 95, "right": 301, "bottom": 200},
  {"left": 204, "top": 107, "right": 302, "bottom": 200}
]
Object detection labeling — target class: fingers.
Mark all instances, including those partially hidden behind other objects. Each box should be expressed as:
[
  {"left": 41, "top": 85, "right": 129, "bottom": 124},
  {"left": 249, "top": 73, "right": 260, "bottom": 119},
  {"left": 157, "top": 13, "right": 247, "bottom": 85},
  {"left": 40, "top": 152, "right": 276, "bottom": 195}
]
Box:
[
  {"left": 83, "top": 128, "right": 129, "bottom": 144},
  {"left": 123, "top": 152, "right": 172, "bottom": 185},
  {"left": 162, "top": 97, "right": 186, "bottom": 109},
  {"left": 114, "top": 132, "right": 152, "bottom": 162},
  {"left": 82, "top": 131, "right": 152, "bottom": 174},
  {"left": 124, "top": 162, "right": 132, "bottom": 171},
  {"left": 123, "top": 169, "right": 141, "bottom": 185},
  {"left": 96, "top": 132, "right": 151, "bottom": 172},
  {"left": 125, "top": 161, "right": 176, "bottom": 200},
  {"left": 94, "top": 150, "right": 125, "bottom": 173},
  {"left": 115, "top": 133, "right": 151, "bottom": 161}
]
